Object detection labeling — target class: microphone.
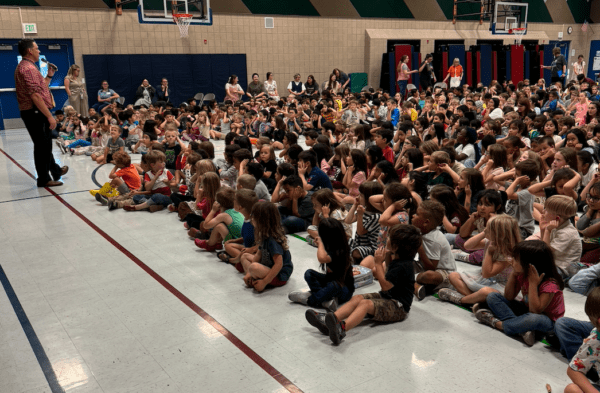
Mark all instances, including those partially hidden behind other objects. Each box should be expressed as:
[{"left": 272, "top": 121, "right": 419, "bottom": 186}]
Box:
[{"left": 40, "top": 58, "right": 58, "bottom": 71}]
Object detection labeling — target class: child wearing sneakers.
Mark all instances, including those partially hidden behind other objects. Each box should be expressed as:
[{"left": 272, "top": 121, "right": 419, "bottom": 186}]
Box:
[
  {"left": 239, "top": 202, "right": 294, "bottom": 292},
  {"left": 412, "top": 200, "right": 457, "bottom": 300},
  {"left": 306, "top": 224, "right": 421, "bottom": 345},
  {"left": 220, "top": 189, "right": 258, "bottom": 266},
  {"left": 123, "top": 150, "right": 176, "bottom": 212},
  {"left": 565, "top": 288, "right": 600, "bottom": 393},
  {"left": 195, "top": 187, "right": 244, "bottom": 252},
  {"left": 95, "top": 151, "right": 141, "bottom": 206},
  {"left": 476, "top": 240, "right": 565, "bottom": 347}
]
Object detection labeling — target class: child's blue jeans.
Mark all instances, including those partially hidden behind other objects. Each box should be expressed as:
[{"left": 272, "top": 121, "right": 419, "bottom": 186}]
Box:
[
  {"left": 486, "top": 292, "right": 555, "bottom": 336},
  {"left": 554, "top": 317, "right": 594, "bottom": 361},
  {"left": 132, "top": 193, "right": 172, "bottom": 206},
  {"left": 304, "top": 269, "right": 352, "bottom": 308}
]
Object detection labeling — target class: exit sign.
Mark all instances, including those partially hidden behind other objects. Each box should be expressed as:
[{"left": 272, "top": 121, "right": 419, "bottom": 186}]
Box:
[{"left": 22, "top": 23, "right": 37, "bottom": 34}]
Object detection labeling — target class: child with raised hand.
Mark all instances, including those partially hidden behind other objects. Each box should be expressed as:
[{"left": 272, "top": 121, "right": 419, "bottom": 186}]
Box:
[
  {"left": 439, "top": 214, "right": 521, "bottom": 308},
  {"left": 289, "top": 218, "right": 355, "bottom": 310},
  {"left": 334, "top": 149, "right": 368, "bottom": 205},
  {"left": 240, "top": 202, "right": 293, "bottom": 292},
  {"left": 573, "top": 178, "right": 600, "bottom": 268},
  {"left": 220, "top": 189, "right": 258, "bottom": 266},
  {"left": 347, "top": 182, "right": 384, "bottom": 264},
  {"left": 306, "top": 189, "right": 351, "bottom": 244},
  {"left": 194, "top": 187, "right": 244, "bottom": 252},
  {"left": 454, "top": 189, "right": 505, "bottom": 265},
  {"left": 429, "top": 184, "right": 469, "bottom": 245},
  {"left": 309, "top": 224, "right": 421, "bottom": 345},
  {"left": 276, "top": 175, "right": 316, "bottom": 234},
  {"left": 528, "top": 167, "right": 582, "bottom": 221},
  {"left": 564, "top": 288, "right": 600, "bottom": 393},
  {"left": 360, "top": 183, "right": 414, "bottom": 273},
  {"left": 527, "top": 195, "right": 582, "bottom": 279},
  {"left": 95, "top": 151, "right": 142, "bottom": 206},
  {"left": 475, "top": 240, "right": 565, "bottom": 347},
  {"left": 415, "top": 151, "right": 459, "bottom": 193},
  {"left": 412, "top": 200, "right": 457, "bottom": 300},
  {"left": 505, "top": 159, "right": 540, "bottom": 239}
]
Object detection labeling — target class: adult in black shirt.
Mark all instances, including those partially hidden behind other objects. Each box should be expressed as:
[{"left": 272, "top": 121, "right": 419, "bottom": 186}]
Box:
[
  {"left": 419, "top": 54, "right": 436, "bottom": 92},
  {"left": 543, "top": 47, "right": 567, "bottom": 84}
]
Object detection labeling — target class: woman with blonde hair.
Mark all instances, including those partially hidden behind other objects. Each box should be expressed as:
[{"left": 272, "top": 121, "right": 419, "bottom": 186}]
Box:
[
  {"left": 64, "top": 64, "right": 88, "bottom": 115},
  {"left": 443, "top": 58, "right": 464, "bottom": 88}
]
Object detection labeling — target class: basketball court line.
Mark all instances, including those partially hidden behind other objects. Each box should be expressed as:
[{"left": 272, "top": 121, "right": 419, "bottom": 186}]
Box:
[
  {"left": 0, "top": 190, "right": 89, "bottom": 204},
  {"left": 0, "top": 146, "right": 304, "bottom": 393}
]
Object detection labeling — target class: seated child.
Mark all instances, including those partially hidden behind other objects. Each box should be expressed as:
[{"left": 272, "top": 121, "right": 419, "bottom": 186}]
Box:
[
  {"left": 95, "top": 151, "right": 142, "bottom": 206},
  {"left": 239, "top": 202, "right": 294, "bottom": 292},
  {"left": 347, "top": 182, "right": 384, "bottom": 264},
  {"left": 241, "top": 162, "right": 271, "bottom": 201},
  {"left": 237, "top": 174, "right": 269, "bottom": 202},
  {"left": 527, "top": 195, "right": 582, "bottom": 279},
  {"left": 306, "top": 224, "right": 421, "bottom": 345},
  {"left": 476, "top": 240, "right": 565, "bottom": 347},
  {"left": 162, "top": 128, "right": 184, "bottom": 174},
  {"left": 123, "top": 150, "right": 176, "bottom": 212},
  {"left": 168, "top": 152, "right": 204, "bottom": 211},
  {"left": 276, "top": 175, "right": 315, "bottom": 234},
  {"left": 564, "top": 288, "right": 600, "bottom": 393},
  {"left": 306, "top": 188, "right": 351, "bottom": 245},
  {"left": 221, "top": 189, "right": 258, "bottom": 266},
  {"left": 415, "top": 150, "right": 458, "bottom": 193},
  {"left": 185, "top": 171, "right": 220, "bottom": 237},
  {"left": 504, "top": 159, "right": 539, "bottom": 239},
  {"left": 195, "top": 187, "right": 244, "bottom": 252},
  {"left": 97, "top": 125, "right": 125, "bottom": 165},
  {"left": 412, "top": 200, "right": 457, "bottom": 300},
  {"left": 289, "top": 218, "right": 355, "bottom": 310}
]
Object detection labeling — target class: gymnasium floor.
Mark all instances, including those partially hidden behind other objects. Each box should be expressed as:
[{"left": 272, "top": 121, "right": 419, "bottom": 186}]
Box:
[{"left": 0, "top": 128, "right": 591, "bottom": 393}]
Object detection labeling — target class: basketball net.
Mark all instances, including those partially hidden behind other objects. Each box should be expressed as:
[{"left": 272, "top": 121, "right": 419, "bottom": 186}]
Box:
[
  {"left": 510, "top": 27, "right": 526, "bottom": 46},
  {"left": 173, "top": 13, "right": 192, "bottom": 38}
]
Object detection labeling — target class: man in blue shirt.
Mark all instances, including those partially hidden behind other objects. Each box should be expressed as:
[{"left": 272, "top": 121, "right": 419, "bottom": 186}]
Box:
[{"left": 297, "top": 150, "right": 332, "bottom": 191}]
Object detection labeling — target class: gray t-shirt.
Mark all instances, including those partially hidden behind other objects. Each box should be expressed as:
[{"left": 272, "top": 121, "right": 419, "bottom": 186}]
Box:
[
  {"left": 422, "top": 229, "right": 456, "bottom": 271},
  {"left": 107, "top": 137, "right": 124, "bottom": 155},
  {"left": 254, "top": 180, "right": 271, "bottom": 202},
  {"left": 505, "top": 187, "right": 535, "bottom": 236}
]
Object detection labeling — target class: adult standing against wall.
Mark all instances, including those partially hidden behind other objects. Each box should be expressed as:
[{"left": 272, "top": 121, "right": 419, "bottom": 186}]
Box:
[
  {"left": 225, "top": 74, "right": 244, "bottom": 102},
  {"left": 63, "top": 64, "right": 88, "bottom": 116},
  {"left": 396, "top": 55, "right": 418, "bottom": 98},
  {"left": 543, "top": 47, "right": 567, "bottom": 84},
  {"left": 155, "top": 78, "right": 170, "bottom": 105},
  {"left": 419, "top": 54, "right": 436, "bottom": 92},
  {"left": 135, "top": 79, "right": 155, "bottom": 107},
  {"left": 333, "top": 68, "right": 350, "bottom": 92},
  {"left": 15, "top": 39, "right": 68, "bottom": 187},
  {"left": 246, "top": 73, "right": 267, "bottom": 99},
  {"left": 572, "top": 55, "right": 586, "bottom": 80},
  {"left": 443, "top": 58, "right": 463, "bottom": 88}
]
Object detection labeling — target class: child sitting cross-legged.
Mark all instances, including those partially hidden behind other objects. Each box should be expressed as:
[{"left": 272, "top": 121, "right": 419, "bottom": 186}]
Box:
[
  {"left": 306, "top": 224, "right": 421, "bottom": 345},
  {"left": 475, "top": 240, "right": 565, "bottom": 347},
  {"left": 95, "top": 151, "right": 141, "bottom": 206},
  {"left": 347, "top": 182, "right": 384, "bottom": 264},
  {"left": 123, "top": 150, "right": 176, "bottom": 212},
  {"left": 219, "top": 189, "right": 258, "bottom": 267},
  {"left": 438, "top": 214, "right": 521, "bottom": 309},
  {"left": 194, "top": 187, "right": 244, "bottom": 252},
  {"left": 412, "top": 200, "right": 457, "bottom": 300},
  {"left": 289, "top": 218, "right": 355, "bottom": 311},
  {"left": 564, "top": 288, "right": 600, "bottom": 393},
  {"left": 239, "top": 202, "right": 294, "bottom": 292},
  {"left": 306, "top": 189, "right": 352, "bottom": 245}
]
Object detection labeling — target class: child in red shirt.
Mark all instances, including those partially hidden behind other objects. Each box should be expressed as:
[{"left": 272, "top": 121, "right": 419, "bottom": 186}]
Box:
[{"left": 375, "top": 129, "right": 394, "bottom": 164}]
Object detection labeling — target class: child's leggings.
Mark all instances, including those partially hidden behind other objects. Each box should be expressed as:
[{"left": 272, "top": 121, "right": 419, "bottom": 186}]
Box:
[
  {"left": 454, "top": 235, "right": 485, "bottom": 265},
  {"left": 486, "top": 292, "right": 555, "bottom": 336},
  {"left": 304, "top": 269, "right": 352, "bottom": 308},
  {"left": 67, "top": 139, "right": 91, "bottom": 149}
]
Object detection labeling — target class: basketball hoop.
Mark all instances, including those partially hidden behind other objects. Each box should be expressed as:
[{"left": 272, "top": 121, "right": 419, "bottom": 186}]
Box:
[
  {"left": 173, "top": 13, "right": 193, "bottom": 38},
  {"left": 510, "top": 27, "right": 527, "bottom": 46}
]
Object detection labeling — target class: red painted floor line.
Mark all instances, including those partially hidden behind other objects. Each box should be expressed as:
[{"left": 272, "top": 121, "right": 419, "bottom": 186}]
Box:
[{"left": 0, "top": 147, "right": 303, "bottom": 393}]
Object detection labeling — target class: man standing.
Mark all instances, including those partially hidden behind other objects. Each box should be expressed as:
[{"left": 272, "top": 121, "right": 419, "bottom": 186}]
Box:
[{"left": 15, "top": 39, "right": 67, "bottom": 187}]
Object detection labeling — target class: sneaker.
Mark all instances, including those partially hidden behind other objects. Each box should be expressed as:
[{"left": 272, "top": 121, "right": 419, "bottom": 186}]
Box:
[
  {"left": 521, "top": 331, "right": 536, "bottom": 347},
  {"left": 325, "top": 312, "right": 346, "bottom": 345},
  {"left": 194, "top": 239, "right": 223, "bottom": 251},
  {"left": 187, "top": 228, "right": 199, "bottom": 238},
  {"left": 471, "top": 302, "right": 487, "bottom": 314},
  {"left": 148, "top": 205, "right": 164, "bottom": 213},
  {"left": 438, "top": 288, "right": 464, "bottom": 305},
  {"left": 305, "top": 236, "right": 318, "bottom": 248},
  {"left": 305, "top": 309, "right": 329, "bottom": 335},
  {"left": 95, "top": 193, "right": 109, "bottom": 206},
  {"left": 69, "top": 148, "right": 74, "bottom": 156},
  {"left": 475, "top": 309, "right": 499, "bottom": 328},
  {"left": 288, "top": 290, "right": 311, "bottom": 305},
  {"left": 55, "top": 140, "right": 66, "bottom": 154},
  {"left": 414, "top": 284, "right": 427, "bottom": 301},
  {"left": 454, "top": 252, "right": 470, "bottom": 263},
  {"left": 108, "top": 201, "right": 118, "bottom": 211},
  {"left": 322, "top": 298, "right": 338, "bottom": 312}
]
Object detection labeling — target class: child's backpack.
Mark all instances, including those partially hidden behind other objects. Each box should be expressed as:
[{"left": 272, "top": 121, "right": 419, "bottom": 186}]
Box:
[{"left": 353, "top": 265, "right": 374, "bottom": 288}]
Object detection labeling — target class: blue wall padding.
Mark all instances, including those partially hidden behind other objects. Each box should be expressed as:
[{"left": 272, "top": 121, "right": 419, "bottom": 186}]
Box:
[
  {"left": 83, "top": 54, "right": 247, "bottom": 106},
  {"left": 480, "top": 45, "right": 492, "bottom": 86}
]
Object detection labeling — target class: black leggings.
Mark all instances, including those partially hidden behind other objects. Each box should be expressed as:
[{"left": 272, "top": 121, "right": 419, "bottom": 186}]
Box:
[
  {"left": 170, "top": 193, "right": 195, "bottom": 207},
  {"left": 183, "top": 213, "right": 204, "bottom": 229}
]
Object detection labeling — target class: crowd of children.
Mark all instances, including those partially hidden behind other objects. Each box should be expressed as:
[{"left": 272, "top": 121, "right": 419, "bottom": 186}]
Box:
[{"left": 58, "top": 72, "right": 600, "bottom": 391}]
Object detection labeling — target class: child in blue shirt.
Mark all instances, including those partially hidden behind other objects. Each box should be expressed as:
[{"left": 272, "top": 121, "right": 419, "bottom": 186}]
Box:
[{"left": 221, "top": 189, "right": 258, "bottom": 268}]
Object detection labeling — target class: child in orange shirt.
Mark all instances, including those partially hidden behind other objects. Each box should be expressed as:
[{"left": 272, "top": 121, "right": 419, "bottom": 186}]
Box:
[{"left": 96, "top": 151, "right": 141, "bottom": 206}]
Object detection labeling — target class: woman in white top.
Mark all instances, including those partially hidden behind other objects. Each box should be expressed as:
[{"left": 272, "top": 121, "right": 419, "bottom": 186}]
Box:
[
  {"left": 572, "top": 55, "right": 586, "bottom": 78},
  {"left": 225, "top": 75, "right": 244, "bottom": 103},
  {"left": 264, "top": 72, "right": 279, "bottom": 101},
  {"left": 322, "top": 73, "right": 340, "bottom": 95}
]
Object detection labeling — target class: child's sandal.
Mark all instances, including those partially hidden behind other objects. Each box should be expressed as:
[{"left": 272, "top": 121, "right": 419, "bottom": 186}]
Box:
[{"left": 216, "top": 251, "right": 230, "bottom": 263}]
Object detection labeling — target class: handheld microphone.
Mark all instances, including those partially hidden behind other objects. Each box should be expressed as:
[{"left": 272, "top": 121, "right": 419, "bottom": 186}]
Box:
[{"left": 40, "top": 58, "right": 58, "bottom": 71}]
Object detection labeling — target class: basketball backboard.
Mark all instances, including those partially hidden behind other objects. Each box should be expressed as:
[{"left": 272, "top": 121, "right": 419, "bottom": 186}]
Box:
[
  {"left": 117, "top": 0, "right": 212, "bottom": 26},
  {"left": 490, "top": 1, "right": 527, "bottom": 35}
]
